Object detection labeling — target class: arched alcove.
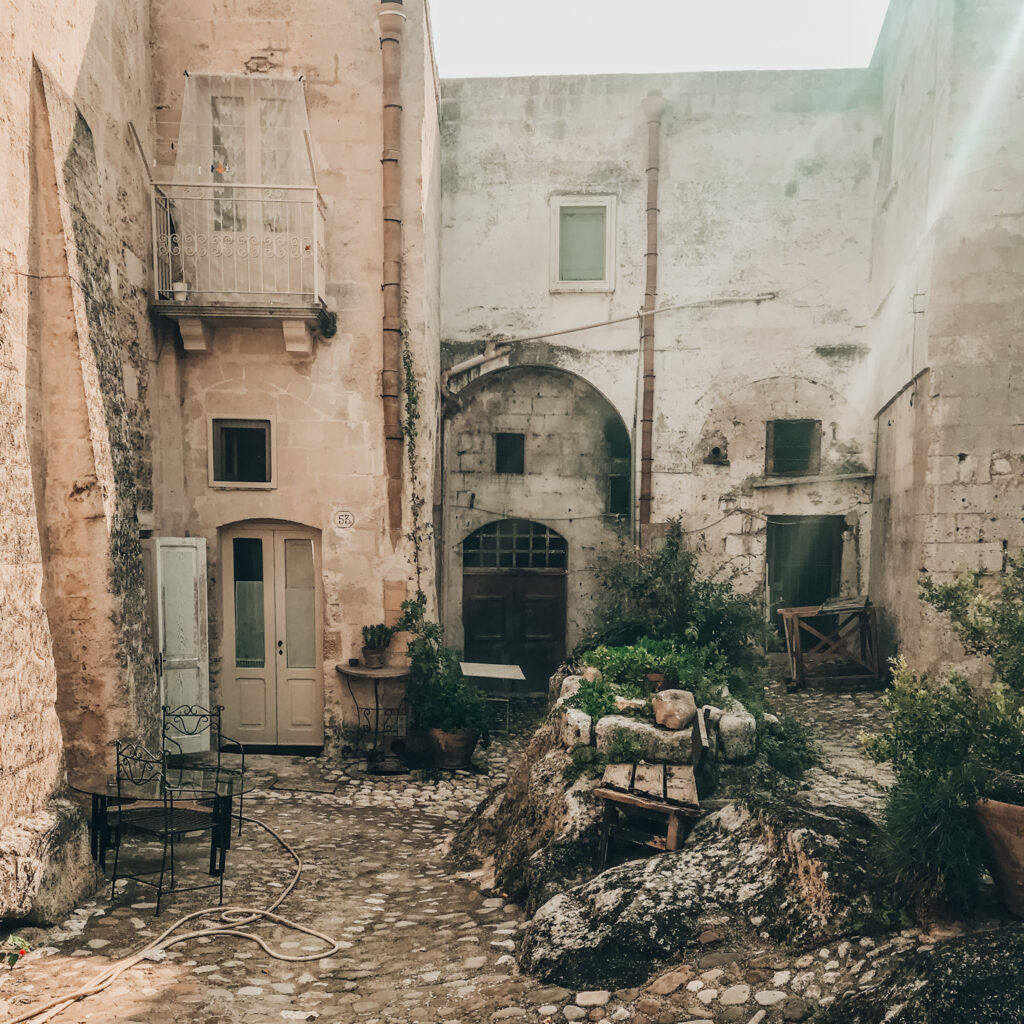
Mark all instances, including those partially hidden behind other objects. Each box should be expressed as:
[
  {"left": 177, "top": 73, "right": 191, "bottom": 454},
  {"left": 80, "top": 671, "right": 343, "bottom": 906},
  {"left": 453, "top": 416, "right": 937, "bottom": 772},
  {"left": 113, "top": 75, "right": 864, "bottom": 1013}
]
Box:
[{"left": 442, "top": 365, "right": 631, "bottom": 670}]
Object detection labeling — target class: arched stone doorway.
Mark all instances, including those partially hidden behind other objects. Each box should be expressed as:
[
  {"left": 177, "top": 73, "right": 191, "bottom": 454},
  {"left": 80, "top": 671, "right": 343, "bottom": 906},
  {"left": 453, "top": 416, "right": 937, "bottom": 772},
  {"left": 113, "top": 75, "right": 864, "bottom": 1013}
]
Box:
[{"left": 461, "top": 518, "right": 567, "bottom": 690}]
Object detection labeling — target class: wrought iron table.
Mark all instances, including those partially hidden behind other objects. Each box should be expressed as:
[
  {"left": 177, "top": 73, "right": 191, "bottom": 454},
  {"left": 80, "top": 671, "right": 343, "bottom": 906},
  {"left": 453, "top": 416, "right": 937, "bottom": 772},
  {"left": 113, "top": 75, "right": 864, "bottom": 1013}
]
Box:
[
  {"left": 338, "top": 664, "right": 409, "bottom": 774},
  {"left": 69, "top": 768, "right": 241, "bottom": 873}
]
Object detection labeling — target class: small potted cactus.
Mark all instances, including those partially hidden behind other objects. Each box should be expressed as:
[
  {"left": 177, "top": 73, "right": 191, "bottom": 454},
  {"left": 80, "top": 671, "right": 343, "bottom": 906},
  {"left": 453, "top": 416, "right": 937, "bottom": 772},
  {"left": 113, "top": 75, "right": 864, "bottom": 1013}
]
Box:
[{"left": 361, "top": 623, "right": 395, "bottom": 669}]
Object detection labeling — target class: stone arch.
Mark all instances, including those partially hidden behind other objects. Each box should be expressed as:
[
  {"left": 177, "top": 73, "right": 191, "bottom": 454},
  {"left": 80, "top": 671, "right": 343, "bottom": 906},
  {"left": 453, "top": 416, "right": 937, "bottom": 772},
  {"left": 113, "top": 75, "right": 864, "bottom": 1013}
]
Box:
[
  {"left": 442, "top": 365, "right": 631, "bottom": 660},
  {"left": 692, "top": 375, "right": 873, "bottom": 478}
]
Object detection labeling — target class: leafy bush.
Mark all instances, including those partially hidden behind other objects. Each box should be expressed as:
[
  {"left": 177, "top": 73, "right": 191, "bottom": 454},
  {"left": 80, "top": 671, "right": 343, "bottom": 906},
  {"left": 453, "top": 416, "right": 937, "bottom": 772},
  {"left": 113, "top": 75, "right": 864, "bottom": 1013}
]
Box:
[
  {"left": 758, "top": 714, "right": 821, "bottom": 780},
  {"left": 582, "top": 644, "right": 658, "bottom": 689},
  {"left": 581, "top": 637, "right": 738, "bottom": 709},
  {"left": 863, "top": 657, "right": 1024, "bottom": 912},
  {"left": 577, "top": 519, "right": 770, "bottom": 715},
  {"left": 583, "top": 518, "right": 770, "bottom": 667},
  {"left": 397, "top": 595, "right": 490, "bottom": 742},
  {"left": 564, "top": 677, "right": 618, "bottom": 721},
  {"left": 563, "top": 676, "right": 650, "bottom": 720},
  {"left": 920, "top": 555, "right": 1024, "bottom": 691}
]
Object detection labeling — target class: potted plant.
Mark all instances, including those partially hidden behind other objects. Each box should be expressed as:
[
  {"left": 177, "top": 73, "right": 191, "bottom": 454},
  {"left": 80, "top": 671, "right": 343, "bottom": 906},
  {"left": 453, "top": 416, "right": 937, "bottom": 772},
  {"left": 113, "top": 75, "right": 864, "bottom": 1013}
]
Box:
[
  {"left": 361, "top": 623, "right": 395, "bottom": 669},
  {"left": 864, "top": 556, "right": 1024, "bottom": 918},
  {"left": 397, "top": 595, "right": 490, "bottom": 768}
]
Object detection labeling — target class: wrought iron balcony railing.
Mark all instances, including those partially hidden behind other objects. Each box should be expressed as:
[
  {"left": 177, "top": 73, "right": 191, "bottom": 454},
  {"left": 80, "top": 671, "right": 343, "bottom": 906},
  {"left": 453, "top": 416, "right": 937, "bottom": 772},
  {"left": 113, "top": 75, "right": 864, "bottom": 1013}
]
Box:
[{"left": 150, "top": 182, "right": 327, "bottom": 315}]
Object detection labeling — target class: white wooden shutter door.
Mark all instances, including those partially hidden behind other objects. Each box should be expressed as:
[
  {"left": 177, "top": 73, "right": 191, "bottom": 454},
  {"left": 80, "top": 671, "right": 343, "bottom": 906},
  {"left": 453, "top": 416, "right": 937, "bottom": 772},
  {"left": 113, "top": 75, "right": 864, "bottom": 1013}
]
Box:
[{"left": 155, "top": 537, "right": 210, "bottom": 753}]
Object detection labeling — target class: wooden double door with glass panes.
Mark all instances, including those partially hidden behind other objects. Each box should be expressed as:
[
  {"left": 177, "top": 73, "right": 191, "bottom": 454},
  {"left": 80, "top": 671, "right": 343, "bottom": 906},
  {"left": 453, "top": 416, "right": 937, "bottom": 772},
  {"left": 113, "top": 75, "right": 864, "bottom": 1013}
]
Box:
[{"left": 221, "top": 525, "right": 323, "bottom": 746}]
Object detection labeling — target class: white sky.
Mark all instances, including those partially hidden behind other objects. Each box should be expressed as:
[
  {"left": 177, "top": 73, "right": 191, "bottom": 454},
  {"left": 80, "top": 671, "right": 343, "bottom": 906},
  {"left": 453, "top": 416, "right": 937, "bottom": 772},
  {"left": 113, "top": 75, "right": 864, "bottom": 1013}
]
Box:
[{"left": 429, "top": 0, "right": 893, "bottom": 79}]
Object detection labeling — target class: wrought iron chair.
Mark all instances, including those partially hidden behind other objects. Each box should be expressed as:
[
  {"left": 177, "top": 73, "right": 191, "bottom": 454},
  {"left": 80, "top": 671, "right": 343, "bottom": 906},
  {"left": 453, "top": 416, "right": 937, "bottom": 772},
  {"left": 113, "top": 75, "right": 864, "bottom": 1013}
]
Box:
[
  {"left": 109, "top": 741, "right": 227, "bottom": 915},
  {"left": 161, "top": 704, "right": 247, "bottom": 834}
]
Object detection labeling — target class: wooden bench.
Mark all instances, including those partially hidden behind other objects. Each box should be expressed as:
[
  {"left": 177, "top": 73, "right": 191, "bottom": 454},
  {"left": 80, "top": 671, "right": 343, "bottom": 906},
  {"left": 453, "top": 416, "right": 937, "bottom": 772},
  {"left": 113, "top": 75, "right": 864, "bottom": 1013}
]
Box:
[{"left": 594, "top": 709, "right": 709, "bottom": 866}]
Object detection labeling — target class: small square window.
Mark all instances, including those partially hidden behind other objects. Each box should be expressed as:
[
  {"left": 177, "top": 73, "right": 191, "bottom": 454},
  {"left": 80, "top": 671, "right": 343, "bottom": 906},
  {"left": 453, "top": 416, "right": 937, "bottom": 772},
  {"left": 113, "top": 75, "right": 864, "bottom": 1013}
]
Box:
[
  {"left": 766, "top": 420, "right": 821, "bottom": 477},
  {"left": 212, "top": 418, "right": 272, "bottom": 484},
  {"left": 495, "top": 433, "right": 525, "bottom": 475},
  {"left": 550, "top": 195, "right": 615, "bottom": 292}
]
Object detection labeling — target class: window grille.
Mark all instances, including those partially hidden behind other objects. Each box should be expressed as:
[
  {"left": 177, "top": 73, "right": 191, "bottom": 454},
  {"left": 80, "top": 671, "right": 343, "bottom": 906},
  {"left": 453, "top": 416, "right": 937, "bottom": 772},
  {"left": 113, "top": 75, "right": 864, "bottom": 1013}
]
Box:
[{"left": 462, "top": 519, "right": 568, "bottom": 570}]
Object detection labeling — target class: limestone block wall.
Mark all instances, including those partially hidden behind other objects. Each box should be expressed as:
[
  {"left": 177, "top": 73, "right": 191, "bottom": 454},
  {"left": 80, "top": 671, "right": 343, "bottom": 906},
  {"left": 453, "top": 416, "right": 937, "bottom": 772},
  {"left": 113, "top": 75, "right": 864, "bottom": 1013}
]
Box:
[
  {"left": 0, "top": 0, "right": 156, "bottom": 918},
  {"left": 147, "top": 0, "right": 441, "bottom": 741},
  {"left": 868, "top": 0, "right": 1024, "bottom": 671},
  {"left": 440, "top": 68, "right": 881, "bottom": 629}
]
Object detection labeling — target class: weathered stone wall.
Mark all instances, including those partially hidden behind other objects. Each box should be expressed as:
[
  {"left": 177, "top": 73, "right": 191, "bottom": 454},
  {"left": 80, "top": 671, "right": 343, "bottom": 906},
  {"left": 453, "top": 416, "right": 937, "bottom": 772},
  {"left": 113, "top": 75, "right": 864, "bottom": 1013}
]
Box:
[
  {"left": 1, "top": 0, "right": 156, "bottom": 918},
  {"left": 147, "top": 0, "right": 441, "bottom": 741},
  {"left": 868, "top": 0, "right": 1024, "bottom": 671},
  {"left": 443, "top": 365, "right": 630, "bottom": 651},
  {"left": 440, "top": 68, "right": 881, "bottom": 630}
]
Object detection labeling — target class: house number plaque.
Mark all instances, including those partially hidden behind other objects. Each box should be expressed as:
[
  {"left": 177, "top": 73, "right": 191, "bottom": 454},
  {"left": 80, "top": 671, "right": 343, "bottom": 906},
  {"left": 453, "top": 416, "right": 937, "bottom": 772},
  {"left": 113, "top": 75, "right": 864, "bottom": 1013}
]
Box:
[{"left": 333, "top": 510, "right": 355, "bottom": 530}]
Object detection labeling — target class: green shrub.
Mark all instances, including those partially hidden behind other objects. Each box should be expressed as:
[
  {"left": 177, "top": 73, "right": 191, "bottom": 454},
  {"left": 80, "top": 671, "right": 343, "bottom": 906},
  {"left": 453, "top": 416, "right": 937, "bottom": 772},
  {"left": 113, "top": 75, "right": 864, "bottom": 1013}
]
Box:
[
  {"left": 398, "top": 594, "right": 490, "bottom": 743},
  {"left": 581, "top": 637, "right": 737, "bottom": 709},
  {"left": 583, "top": 518, "right": 770, "bottom": 667},
  {"left": 758, "top": 714, "right": 821, "bottom": 780},
  {"left": 582, "top": 644, "right": 658, "bottom": 689},
  {"left": 921, "top": 555, "right": 1024, "bottom": 692},
  {"left": 564, "top": 677, "right": 619, "bottom": 721},
  {"left": 864, "top": 657, "right": 1024, "bottom": 912},
  {"left": 576, "top": 519, "right": 770, "bottom": 716}
]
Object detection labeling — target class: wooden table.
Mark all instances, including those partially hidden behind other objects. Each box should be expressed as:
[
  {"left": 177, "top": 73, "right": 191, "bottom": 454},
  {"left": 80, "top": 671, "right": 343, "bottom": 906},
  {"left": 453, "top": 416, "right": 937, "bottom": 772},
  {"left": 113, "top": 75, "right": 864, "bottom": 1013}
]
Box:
[{"left": 778, "top": 596, "right": 881, "bottom": 689}]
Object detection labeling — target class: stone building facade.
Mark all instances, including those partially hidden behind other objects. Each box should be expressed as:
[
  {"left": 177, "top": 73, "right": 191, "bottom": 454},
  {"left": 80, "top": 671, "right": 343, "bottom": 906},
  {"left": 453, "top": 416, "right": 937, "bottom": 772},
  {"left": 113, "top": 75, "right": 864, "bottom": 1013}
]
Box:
[
  {"left": 438, "top": 0, "right": 1024, "bottom": 680},
  {"left": 1, "top": 0, "right": 439, "bottom": 918},
  {"left": 1, "top": 0, "right": 1022, "bottom": 921}
]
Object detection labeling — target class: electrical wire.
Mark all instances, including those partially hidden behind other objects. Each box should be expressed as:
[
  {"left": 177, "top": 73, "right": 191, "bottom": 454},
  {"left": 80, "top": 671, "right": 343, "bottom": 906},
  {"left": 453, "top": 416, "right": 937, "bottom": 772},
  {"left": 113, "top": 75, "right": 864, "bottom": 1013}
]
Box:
[
  {"left": 2, "top": 813, "right": 345, "bottom": 1024},
  {"left": 445, "top": 290, "right": 777, "bottom": 376}
]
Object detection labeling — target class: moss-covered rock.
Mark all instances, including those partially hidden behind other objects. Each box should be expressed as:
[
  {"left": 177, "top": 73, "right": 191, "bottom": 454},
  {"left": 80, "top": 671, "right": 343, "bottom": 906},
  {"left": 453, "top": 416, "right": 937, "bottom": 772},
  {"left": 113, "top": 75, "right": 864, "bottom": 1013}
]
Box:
[
  {"left": 518, "top": 796, "right": 890, "bottom": 989},
  {"left": 444, "top": 720, "right": 603, "bottom": 912},
  {"left": 816, "top": 925, "right": 1024, "bottom": 1023}
]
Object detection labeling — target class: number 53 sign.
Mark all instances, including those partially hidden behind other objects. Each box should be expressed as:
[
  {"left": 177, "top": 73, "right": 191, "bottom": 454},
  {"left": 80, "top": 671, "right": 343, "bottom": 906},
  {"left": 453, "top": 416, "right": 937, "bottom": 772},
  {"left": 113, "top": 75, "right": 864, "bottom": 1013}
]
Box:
[{"left": 333, "top": 510, "right": 355, "bottom": 530}]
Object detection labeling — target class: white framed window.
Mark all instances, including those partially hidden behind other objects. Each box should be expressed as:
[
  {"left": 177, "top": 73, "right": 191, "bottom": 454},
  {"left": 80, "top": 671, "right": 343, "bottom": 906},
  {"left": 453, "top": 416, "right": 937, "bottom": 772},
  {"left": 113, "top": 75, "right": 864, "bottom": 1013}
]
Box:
[
  {"left": 208, "top": 416, "right": 276, "bottom": 489},
  {"left": 549, "top": 194, "right": 616, "bottom": 292}
]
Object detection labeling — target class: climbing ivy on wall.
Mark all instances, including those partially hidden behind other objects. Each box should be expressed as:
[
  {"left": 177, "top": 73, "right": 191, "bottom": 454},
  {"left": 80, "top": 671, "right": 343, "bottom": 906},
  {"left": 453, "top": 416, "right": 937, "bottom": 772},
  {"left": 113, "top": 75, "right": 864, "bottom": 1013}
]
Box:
[{"left": 402, "top": 340, "right": 431, "bottom": 594}]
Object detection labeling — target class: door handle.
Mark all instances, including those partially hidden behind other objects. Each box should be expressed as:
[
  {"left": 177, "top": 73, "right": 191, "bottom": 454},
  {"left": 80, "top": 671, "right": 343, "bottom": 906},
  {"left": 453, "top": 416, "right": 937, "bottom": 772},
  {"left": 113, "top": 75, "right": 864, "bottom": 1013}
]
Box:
[{"left": 277, "top": 640, "right": 284, "bottom": 655}]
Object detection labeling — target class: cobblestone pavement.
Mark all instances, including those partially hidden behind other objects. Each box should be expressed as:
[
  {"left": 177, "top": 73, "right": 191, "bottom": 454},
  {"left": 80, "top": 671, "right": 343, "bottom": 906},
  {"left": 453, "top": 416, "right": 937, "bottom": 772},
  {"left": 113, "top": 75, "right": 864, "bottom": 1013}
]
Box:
[
  {"left": 1, "top": 686, "right": 901, "bottom": 1024},
  {"left": 769, "top": 677, "right": 893, "bottom": 821}
]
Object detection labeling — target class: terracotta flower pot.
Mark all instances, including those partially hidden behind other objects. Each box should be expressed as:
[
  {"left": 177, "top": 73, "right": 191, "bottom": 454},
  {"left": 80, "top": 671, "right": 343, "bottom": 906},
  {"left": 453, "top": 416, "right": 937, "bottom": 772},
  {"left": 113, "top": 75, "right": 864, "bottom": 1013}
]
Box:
[
  {"left": 361, "top": 646, "right": 386, "bottom": 668},
  {"left": 646, "top": 672, "right": 667, "bottom": 691},
  {"left": 427, "top": 727, "right": 479, "bottom": 769},
  {"left": 976, "top": 798, "right": 1024, "bottom": 916}
]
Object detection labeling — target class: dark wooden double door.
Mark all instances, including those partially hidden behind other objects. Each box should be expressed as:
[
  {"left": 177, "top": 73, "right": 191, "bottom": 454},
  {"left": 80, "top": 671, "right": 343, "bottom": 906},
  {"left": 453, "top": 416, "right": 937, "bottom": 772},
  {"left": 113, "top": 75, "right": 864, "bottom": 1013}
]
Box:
[{"left": 463, "top": 571, "right": 566, "bottom": 691}]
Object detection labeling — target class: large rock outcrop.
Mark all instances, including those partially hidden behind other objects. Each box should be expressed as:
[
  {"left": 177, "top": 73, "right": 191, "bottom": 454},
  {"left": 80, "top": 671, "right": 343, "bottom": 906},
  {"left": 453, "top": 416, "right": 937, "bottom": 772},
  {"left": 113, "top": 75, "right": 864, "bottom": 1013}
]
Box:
[
  {"left": 444, "top": 720, "right": 604, "bottom": 912},
  {"left": 518, "top": 797, "right": 889, "bottom": 989},
  {"left": 817, "top": 925, "right": 1024, "bottom": 1023}
]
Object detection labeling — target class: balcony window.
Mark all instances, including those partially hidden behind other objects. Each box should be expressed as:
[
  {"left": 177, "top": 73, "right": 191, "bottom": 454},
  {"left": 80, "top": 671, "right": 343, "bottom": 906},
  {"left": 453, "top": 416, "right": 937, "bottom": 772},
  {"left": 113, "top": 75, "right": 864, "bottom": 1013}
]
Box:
[{"left": 152, "top": 74, "right": 325, "bottom": 313}]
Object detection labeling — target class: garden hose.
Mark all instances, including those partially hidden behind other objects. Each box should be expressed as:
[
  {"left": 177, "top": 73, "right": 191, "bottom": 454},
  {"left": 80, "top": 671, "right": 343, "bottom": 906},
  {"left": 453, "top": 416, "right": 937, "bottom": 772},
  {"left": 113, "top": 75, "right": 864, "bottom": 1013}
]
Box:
[{"left": 2, "top": 812, "right": 345, "bottom": 1024}]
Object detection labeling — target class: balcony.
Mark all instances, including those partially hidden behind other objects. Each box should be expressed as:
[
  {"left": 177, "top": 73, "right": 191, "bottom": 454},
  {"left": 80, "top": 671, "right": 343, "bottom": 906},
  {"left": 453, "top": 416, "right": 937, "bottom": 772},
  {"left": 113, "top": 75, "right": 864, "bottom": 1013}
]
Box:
[{"left": 150, "top": 182, "right": 327, "bottom": 350}]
